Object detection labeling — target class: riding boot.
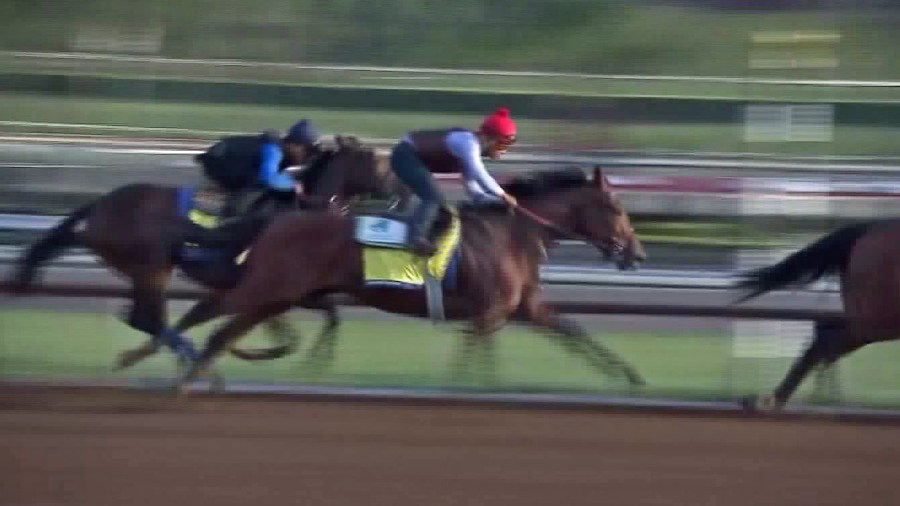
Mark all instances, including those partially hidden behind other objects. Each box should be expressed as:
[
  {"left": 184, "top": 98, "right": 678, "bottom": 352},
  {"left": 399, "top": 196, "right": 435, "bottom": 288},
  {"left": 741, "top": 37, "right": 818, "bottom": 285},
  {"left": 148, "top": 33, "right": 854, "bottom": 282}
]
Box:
[
  {"left": 390, "top": 140, "right": 444, "bottom": 256},
  {"left": 407, "top": 199, "right": 440, "bottom": 256}
]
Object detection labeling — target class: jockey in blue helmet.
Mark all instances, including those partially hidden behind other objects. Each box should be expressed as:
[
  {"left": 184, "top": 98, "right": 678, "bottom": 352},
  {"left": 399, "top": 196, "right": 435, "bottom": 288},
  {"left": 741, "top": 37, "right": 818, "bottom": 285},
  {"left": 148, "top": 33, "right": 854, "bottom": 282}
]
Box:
[{"left": 196, "top": 119, "right": 322, "bottom": 217}]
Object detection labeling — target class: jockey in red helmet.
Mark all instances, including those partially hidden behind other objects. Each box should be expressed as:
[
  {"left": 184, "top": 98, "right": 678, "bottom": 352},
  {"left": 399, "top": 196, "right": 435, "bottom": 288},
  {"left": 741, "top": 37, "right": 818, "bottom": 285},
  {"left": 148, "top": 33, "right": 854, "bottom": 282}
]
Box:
[{"left": 389, "top": 107, "right": 519, "bottom": 255}]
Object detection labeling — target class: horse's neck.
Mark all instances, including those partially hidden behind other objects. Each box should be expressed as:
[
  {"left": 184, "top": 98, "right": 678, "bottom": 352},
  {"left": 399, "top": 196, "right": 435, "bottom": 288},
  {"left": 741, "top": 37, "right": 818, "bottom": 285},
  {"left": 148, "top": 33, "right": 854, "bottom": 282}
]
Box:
[
  {"left": 301, "top": 150, "right": 337, "bottom": 191},
  {"left": 459, "top": 203, "right": 552, "bottom": 262},
  {"left": 517, "top": 196, "right": 575, "bottom": 242}
]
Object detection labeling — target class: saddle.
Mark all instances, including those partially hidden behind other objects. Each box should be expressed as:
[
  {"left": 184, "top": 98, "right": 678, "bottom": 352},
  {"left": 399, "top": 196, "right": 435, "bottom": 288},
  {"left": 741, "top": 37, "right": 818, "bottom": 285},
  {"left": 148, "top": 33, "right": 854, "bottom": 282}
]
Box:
[
  {"left": 353, "top": 206, "right": 454, "bottom": 249},
  {"left": 354, "top": 206, "right": 461, "bottom": 324}
]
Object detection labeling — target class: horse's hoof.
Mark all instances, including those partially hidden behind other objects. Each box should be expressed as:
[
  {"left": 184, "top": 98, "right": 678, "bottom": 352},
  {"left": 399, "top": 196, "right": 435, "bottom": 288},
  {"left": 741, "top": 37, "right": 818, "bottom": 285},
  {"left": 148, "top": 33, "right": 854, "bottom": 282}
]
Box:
[
  {"left": 740, "top": 394, "right": 782, "bottom": 413},
  {"left": 175, "top": 381, "right": 193, "bottom": 397},
  {"left": 758, "top": 395, "right": 782, "bottom": 412},
  {"left": 114, "top": 349, "right": 144, "bottom": 371},
  {"left": 740, "top": 395, "right": 759, "bottom": 412},
  {"left": 208, "top": 373, "right": 226, "bottom": 395},
  {"left": 112, "top": 355, "right": 130, "bottom": 371},
  {"left": 175, "top": 365, "right": 203, "bottom": 397},
  {"left": 623, "top": 367, "right": 646, "bottom": 387}
]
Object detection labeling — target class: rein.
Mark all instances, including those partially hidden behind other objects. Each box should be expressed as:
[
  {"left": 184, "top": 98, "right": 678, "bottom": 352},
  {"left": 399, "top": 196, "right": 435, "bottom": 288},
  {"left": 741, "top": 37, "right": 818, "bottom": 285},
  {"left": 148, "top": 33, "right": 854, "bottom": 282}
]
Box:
[
  {"left": 512, "top": 204, "right": 624, "bottom": 257},
  {"left": 513, "top": 204, "right": 588, "bottom": 242}
]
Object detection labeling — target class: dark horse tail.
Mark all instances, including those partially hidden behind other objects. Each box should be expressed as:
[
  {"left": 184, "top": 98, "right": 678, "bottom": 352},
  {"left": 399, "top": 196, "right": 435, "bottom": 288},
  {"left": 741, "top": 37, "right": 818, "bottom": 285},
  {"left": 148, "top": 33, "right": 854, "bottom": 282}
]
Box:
[
  {"left": 10, "top": 201, "right": 95, "bottom": 294},
  {"left": 734, "top": 222, "right": 873, "bottom": 303}
]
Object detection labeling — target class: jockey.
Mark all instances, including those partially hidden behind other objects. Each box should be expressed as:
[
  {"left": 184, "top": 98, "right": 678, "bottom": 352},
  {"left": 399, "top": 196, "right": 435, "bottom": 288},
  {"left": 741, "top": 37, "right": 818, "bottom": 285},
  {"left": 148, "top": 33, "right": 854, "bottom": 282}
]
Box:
[
  {"left": 195, "top": 119, "right": 322, "bottom": 217},
  {"left": 390, "top": 107, "right": 519, "bottom": 255}
]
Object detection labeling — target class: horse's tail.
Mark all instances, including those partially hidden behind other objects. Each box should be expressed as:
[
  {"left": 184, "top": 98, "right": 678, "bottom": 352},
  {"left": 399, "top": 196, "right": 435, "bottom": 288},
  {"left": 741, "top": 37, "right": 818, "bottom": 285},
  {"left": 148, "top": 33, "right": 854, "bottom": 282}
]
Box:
[
  {"left": 10, "top": 202, "right": 95, "bottom": 294},
  {"left": 734, "top": 222, "right": 873, "bottom": 303}
]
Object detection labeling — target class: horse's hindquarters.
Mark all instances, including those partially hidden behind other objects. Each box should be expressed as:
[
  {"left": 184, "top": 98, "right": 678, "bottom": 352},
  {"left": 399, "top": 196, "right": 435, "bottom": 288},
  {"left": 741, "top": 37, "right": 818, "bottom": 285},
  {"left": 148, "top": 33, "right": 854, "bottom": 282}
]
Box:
[{"left": 216, "top": 213, "right": 360, "bottom": 314}]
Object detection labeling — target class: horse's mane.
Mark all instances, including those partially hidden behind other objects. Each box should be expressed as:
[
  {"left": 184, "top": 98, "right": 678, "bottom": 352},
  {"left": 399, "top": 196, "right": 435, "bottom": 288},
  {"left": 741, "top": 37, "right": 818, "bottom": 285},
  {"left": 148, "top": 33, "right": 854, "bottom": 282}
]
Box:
[
  {"left": 297, "top": 135, "right": 372, "bottom": 191},
  {"left": 502, "top": 167, "right": 589, "bottom": 198},
  {"left": 295, "top": 149, "right": 335, "bottom": 193}
]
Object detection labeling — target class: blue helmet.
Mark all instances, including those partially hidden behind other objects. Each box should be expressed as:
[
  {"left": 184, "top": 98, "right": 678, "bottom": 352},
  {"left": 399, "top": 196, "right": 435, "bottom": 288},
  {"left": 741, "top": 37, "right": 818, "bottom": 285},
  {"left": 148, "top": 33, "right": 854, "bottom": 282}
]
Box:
[{"left": 284, "top": 119, "right": 321, "bottom": 146}]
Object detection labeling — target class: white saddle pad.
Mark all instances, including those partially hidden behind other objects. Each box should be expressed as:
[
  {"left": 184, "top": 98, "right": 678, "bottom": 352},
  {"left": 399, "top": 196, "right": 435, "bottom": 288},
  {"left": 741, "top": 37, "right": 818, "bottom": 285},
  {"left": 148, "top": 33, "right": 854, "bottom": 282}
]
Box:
[{"left": 354, "top": 216, "right": 408, "bottom": 248}]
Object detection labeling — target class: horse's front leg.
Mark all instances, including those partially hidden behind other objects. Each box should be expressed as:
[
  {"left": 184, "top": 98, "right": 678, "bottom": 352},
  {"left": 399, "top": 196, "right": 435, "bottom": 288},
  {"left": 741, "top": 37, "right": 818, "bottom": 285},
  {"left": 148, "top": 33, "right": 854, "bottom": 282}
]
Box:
[{"left": 521, "top": 288, "right": 644, "bottom": 387}]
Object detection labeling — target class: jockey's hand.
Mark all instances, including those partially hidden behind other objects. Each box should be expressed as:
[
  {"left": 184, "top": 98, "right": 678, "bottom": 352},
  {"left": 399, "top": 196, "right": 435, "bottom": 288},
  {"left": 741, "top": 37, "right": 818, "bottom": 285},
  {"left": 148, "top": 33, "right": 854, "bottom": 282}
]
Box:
[{"left": 501, "top": 193, "right": 518, "bottom": 207}]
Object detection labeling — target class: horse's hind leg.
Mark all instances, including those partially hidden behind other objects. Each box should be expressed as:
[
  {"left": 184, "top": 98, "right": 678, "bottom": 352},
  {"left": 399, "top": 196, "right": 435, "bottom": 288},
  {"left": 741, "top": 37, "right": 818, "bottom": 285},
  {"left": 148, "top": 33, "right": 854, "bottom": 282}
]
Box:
[
  {"left": 178, "top": 302, "right": 292, "bottom": 395},
  {"left": 229, "top": 315, "right": 302, "bottom": 361},
  {"left": 744, "top": 319, "right": 844, "bottom": 412},
  {"left": 157, "top": 293, "right": 301, "bottom": 363},
  {"left": 115, "top": 280, "right": 171, "bottom": 369},
  {"left": 116, "top": 293, "right": 204, "bottom": 369}
]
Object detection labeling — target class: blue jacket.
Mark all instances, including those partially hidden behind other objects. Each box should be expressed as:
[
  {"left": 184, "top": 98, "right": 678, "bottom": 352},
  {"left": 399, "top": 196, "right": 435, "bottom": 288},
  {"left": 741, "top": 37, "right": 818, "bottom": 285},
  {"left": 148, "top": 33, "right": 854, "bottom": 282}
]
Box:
[{"left": 257, "top": 141, "right": 295, "bottom": 191}]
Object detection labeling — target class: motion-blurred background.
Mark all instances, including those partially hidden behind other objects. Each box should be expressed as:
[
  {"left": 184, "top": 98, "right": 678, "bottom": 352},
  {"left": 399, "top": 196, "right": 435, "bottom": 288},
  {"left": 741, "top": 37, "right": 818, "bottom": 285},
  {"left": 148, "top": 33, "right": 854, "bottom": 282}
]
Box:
[{"left": 2, "top": 0, "right": 900, "bottom": 410}]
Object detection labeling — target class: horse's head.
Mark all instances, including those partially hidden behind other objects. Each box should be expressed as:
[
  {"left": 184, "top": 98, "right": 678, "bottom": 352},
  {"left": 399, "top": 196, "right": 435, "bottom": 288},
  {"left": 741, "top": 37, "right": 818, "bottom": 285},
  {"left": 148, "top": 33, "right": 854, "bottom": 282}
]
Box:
[
  {"left": 300, "top": 137, "right": 384, "bottom": 211},
  {"left": 506, "top": 166, "right": 646, "bottom": 270},
  {"left": 310, "top": 138, "right": 409, "bottom": 213},
  {"left": 577, "top": 166, "right": 645, "bottom": 270}
]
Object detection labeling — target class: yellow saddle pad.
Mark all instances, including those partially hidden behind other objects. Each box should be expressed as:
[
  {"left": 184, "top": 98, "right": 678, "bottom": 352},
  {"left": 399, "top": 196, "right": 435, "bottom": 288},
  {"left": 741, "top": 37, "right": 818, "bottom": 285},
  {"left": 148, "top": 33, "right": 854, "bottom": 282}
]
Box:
[
  {"left": 185, "top": 188, "right": 227, "bottom": 229},
  {"left": 362, "top": 213, "right": 461, "bottom": 288},
  {"left": 180, "top": 188, "right": 228, "bottom": 263},
  {"left": 187, "top": 208, "right": 221, "bottom": 229}
]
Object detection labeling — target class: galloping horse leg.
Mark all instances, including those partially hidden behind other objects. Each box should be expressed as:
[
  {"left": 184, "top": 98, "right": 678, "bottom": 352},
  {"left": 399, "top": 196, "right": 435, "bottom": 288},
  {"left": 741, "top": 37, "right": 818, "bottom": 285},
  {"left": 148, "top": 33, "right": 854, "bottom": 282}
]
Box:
[
  {"left": 115, "top": 273, "right": 199, "bottom": 370},
  {"left": 243, "top": 316, "right": 301, "bottom": 360},
  {"left": 450, "top": 331, "right": 481, "bottom": 385},
  {"left": 521, "top": 290, "right": 645, "bottom": 387},
  {"left": 455, "top": 302, "right": 511, "bottom": 386},
  {"left": 476, "top": 332, "right": 499, "bottom": 386},
  {"left": 245, "top": 296, "right": 342, "bottom": 365},
  {"left": 744, "top": 319, "right": 846, "bottom": 412},
  {"left": 120, "top": 289, "right": 338, "bottom": 367},
  {"left": 169, "top": 294, "right": 300, "bottom": 361},
  {"left": 177, "top": 302, "right": 292, "bottom": 395},
  {"left": 811, "top": 360, "right": 842, "bottom": 404},
  {"left": 116, "top": 288, "right": 206, "bottom": 370},
  {"left": 297, "top": 297, "right": 342, "bottom": 375}
]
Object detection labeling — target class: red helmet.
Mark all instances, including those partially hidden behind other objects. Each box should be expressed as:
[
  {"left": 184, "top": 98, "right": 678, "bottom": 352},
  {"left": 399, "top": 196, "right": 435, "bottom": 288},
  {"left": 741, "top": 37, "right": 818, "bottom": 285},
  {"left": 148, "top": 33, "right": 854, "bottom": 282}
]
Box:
[{"left": 479, "top": 107, "right": 517, "bottom": 145}]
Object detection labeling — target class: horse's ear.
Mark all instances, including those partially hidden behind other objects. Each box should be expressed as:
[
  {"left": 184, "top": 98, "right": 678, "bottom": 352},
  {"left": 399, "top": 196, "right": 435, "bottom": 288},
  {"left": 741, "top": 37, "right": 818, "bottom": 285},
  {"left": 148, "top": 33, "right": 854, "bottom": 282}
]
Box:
[{"left": 593, "top": 165, "right": 610, "bottom": 191}]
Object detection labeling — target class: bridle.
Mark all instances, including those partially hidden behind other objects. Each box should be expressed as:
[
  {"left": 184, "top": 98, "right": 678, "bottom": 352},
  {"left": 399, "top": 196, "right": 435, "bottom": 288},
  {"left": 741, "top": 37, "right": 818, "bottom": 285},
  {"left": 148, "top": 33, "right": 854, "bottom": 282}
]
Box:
[{"left": 511, "top": 204, "right": 630, "bottom": 259}]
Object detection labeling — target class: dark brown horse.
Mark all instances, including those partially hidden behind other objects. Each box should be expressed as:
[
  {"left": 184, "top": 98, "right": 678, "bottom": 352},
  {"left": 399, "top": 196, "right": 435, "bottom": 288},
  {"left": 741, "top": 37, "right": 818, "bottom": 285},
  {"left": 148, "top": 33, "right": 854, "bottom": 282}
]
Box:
[
  {"left": 9, "top": 138, "right": 401, "bottom": 374},
  {"left": 735, "top": 220, "right": 900, "bottom": 411},
  {"left": 308, "top": 135, "right": 410, "bottom": 212},
  {"left": 177, "top": 167, "right": 648, "bottom": 392}
]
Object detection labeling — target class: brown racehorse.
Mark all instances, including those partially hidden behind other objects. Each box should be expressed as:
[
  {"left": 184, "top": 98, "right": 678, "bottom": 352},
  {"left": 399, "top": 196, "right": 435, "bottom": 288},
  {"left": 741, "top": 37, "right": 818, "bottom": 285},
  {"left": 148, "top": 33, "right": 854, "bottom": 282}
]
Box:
[
  {"left": 734, "top": 220, "right": 900, "bottom": 411},
  {"left": 9, "top": 137, "right": 401, "bottom": 374},
  {"left": 177, "top": 167, "right": 648, "bottom": 392}
]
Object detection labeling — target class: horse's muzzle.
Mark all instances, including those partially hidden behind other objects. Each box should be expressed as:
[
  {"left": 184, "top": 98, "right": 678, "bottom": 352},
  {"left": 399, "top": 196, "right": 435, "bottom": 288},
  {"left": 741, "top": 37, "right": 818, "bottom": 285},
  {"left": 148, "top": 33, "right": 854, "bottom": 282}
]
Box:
[{"left": 602, "top": 237, "right": 646, "bottom": 271}]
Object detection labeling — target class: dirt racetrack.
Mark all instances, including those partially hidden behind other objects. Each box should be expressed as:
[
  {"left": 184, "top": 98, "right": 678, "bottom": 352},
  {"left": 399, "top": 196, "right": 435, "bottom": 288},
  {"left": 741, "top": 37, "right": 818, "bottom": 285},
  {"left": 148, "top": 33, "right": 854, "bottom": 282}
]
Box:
[{"left": 1, "top": 385, "right": 898, "bottom": 506}]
